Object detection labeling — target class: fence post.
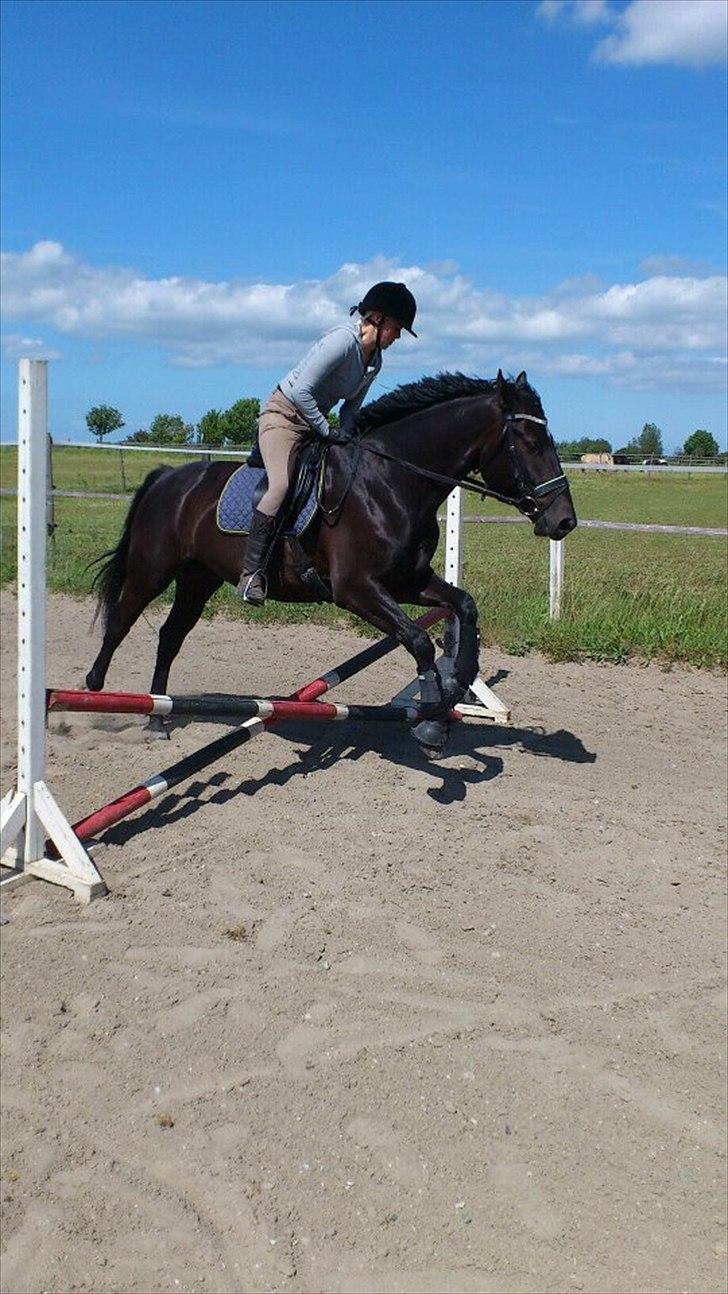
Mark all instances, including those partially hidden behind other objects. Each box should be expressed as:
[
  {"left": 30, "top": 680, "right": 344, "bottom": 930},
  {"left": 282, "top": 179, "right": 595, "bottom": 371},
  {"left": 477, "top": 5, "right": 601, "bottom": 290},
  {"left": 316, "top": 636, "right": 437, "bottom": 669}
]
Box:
[
  {"left": 549, "top": 539, "right": 564, "bottom": 620},
  {"left": 445, "top": 488, "right": 463, "bottom": 585},
  {"left": 17, "top": 362, "right": 50, "bottom": 862},
  {"left": 440, "top": 487, "right": 510, "bottom": 722}
]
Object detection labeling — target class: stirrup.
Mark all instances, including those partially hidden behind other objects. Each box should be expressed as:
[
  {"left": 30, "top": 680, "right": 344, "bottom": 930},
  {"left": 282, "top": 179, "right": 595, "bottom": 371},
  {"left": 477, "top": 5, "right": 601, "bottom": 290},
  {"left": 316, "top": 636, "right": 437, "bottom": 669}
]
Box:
[{"left": 238, "top": 571, "right": 267, "bottom": 606}]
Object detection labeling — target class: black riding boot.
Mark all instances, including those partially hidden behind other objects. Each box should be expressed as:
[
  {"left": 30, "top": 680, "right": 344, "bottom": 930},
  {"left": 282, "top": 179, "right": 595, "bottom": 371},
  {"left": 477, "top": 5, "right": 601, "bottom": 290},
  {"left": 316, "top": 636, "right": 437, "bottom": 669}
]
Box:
[{"left": 236, "top": 508, "right": 278, "bottom": 606}]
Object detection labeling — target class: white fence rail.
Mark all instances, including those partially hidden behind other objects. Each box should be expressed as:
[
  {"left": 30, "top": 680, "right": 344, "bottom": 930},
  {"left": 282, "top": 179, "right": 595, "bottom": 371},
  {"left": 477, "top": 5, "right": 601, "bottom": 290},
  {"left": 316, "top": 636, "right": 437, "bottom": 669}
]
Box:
[
  {"left": 565, "top": 461, "right": 726, "bottom": 475},
  {"left": 2, "top": 436, "right": 725, "bottom": 473},
  {"left": 47, "top": 440, "right": 248, "bottom": 456}
]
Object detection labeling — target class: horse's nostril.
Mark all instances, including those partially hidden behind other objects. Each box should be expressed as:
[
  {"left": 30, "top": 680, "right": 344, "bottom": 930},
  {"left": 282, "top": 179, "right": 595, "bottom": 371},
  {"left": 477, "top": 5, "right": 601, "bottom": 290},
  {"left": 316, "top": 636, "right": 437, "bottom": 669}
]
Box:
[{"left": 557, "top": 517, "right": 577, "bottom": 538}]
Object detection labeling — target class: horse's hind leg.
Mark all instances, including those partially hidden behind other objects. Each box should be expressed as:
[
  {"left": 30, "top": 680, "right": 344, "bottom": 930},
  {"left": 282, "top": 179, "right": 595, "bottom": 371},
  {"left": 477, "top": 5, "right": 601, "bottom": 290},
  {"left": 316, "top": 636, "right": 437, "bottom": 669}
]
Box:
[
  {"left": 86, "top": 565, "right": 177, "bottom": 691},
  {"left": 146, "top": 562, "right": 223, "bottom": 736}
]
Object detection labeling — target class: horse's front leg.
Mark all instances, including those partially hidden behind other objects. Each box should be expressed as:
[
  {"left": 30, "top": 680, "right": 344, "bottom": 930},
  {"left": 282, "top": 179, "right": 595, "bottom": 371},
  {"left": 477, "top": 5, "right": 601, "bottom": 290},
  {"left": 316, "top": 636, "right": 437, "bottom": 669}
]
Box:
[
  {"left": 333, "top": 577, "right": 451, "bottom": 756},
  {"left": 413, "top": 571, "right": 480, "bottom": 706}
]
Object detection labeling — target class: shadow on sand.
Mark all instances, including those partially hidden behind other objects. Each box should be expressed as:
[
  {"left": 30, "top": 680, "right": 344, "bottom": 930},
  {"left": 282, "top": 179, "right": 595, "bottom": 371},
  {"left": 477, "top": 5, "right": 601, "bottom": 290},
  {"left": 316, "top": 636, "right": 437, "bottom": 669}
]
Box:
[{"left": 99, "top": 710, "right": 596, "bottom": 850}]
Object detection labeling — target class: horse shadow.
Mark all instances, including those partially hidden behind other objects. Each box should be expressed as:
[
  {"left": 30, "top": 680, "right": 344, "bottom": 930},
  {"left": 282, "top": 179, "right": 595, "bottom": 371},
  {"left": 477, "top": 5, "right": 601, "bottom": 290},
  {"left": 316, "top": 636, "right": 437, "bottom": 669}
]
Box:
[{"left": 100, "top": 708, "right": 596, "bottom": 848}]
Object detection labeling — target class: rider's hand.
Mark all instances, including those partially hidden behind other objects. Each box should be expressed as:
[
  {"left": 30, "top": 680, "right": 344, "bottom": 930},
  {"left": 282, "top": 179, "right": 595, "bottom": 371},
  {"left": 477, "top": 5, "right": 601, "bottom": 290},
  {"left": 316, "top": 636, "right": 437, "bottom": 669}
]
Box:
[
  {"left": 327, "top": 427, "right": 356, "bottom": 447},
  {"left": 325, "top": 427, "right": 354, "bottom": 445}
]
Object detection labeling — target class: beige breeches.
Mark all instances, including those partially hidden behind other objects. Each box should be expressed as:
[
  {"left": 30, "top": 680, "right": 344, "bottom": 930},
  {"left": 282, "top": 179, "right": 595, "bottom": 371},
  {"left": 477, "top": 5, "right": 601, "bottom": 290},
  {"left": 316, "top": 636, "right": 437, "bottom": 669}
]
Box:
[{"left": 256, "top": 388, "right": 309, "bottom": 516}]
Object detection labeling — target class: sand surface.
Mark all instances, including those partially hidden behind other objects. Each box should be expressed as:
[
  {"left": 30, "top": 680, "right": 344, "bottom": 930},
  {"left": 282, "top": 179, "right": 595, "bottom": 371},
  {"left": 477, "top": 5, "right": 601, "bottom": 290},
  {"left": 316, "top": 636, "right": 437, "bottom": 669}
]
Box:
[{"left": 1, "top": 592, "right": 726, "bottom": 1294}]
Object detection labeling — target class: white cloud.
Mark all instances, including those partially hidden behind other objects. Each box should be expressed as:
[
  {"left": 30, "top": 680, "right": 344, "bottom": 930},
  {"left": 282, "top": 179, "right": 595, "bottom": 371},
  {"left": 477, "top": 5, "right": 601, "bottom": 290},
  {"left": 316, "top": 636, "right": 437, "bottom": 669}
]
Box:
[
  {"left": 1, "top": 242, "right": 726, "bottom": 391},
  {"left": 2, "top": 331, "right": 61, "bottom": 361},
  {"left": 532, "top": 347, "right": 727, "bottom": 388},
  {"left": 538, "top": 0, "right": 613, "bottom": 24},
  {"left": 573, "top": 0, "right": 614, "bottom": 23},
  {"left": 539, "top": 0, "right": 728, "bottom": 67},
  {"left": 595, "top": 0, "right": 728, "bottom": 67}
]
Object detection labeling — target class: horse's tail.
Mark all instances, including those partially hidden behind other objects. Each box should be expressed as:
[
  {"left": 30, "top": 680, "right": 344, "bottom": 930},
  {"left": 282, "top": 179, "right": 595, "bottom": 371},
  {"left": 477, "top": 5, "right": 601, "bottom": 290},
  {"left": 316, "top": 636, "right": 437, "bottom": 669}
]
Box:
[{"left": 87, "top": 466, "right": 171, "bottom": 628}]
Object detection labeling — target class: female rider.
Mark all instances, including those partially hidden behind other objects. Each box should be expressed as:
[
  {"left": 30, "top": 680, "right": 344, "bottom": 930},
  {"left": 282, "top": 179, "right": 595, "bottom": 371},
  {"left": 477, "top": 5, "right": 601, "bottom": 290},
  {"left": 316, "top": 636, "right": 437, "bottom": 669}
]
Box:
[{"left": 237, "top": 280, "right": 417, "bottom": 605}]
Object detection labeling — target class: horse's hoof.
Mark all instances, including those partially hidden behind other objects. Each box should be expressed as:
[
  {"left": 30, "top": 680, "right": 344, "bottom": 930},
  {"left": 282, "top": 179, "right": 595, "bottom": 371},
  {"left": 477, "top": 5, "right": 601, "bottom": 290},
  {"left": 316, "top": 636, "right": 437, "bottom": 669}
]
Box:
[
  {"left": 411, "top": 717, "right": 449, "bottom": 758},
  {"left": 85, "top": 672, "right": 102, "bottom": 692}
]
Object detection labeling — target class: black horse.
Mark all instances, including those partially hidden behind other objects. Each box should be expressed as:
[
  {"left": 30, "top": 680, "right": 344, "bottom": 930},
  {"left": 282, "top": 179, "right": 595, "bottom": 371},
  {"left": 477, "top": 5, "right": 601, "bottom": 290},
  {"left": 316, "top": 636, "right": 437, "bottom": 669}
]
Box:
[{"left": 87, "top": 370, "right": 576, "bottom": 753}]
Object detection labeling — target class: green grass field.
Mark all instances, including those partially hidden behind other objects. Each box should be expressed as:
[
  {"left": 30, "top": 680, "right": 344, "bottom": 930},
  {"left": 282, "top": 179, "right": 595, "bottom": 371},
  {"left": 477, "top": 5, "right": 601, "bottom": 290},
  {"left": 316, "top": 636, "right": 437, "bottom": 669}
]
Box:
[
  {"left": 0, "top": 449, "right": 725, "bottom": 669},
  {"left": 0, "top": 443, "right": 246, "bottom": 496},
  {"left": 1, "top": 444, "right": 726, "bottom": 526},
  {"left": 464, "top": 467, "right": 728, "bottom": 528}
]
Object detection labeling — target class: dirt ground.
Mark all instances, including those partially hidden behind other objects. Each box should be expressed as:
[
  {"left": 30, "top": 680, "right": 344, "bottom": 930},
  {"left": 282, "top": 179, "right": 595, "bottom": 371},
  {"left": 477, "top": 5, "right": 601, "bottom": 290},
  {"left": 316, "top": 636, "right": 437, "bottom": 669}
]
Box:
[{"left": 1, "top": 592, "right": 726, "bottom": 1294}]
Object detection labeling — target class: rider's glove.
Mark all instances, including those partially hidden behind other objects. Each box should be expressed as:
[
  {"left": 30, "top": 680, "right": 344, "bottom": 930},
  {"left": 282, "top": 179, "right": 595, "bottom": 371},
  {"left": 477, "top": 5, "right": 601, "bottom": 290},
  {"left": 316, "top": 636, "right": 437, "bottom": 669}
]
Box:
[{"left": 323, "top": 426, "right": 354, "bottom": 446}]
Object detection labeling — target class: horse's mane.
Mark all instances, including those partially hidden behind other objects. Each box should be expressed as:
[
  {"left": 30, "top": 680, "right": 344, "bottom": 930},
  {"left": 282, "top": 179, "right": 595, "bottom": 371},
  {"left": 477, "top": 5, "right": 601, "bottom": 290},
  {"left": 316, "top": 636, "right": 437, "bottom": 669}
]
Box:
[{"left": 356, "top": 371, "right": 537, "bottom": 434}]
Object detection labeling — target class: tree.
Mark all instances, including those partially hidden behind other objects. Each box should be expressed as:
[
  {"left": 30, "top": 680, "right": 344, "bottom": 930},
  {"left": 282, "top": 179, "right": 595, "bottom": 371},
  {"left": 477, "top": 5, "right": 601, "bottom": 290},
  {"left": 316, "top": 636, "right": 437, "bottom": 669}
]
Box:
[
  {"left": 682, "top": 429, "right": 719, "bottom": 459},
  {"left": 198, "top": 409, "right": 226, "bottom": 446},
  {"left": 86, "top": 405, "right": 124, "bottom": 443},
  {"left": 123, "top": 428, "right": 154, "bottom": 445},
  {"left": 555, "top": 436, "right": 612, "bottom": 460},
  {"left": 626, "top": 422, "right": 664, "bottom": 459},
  {"left": 147, "top": 413, "right": 195, "bottom": 445},
  {"left": 222, "top": 398, "right": 260, "bottom": 447},
  {"left": 123, "top": 413, "right": 194, "bottom": 446}
]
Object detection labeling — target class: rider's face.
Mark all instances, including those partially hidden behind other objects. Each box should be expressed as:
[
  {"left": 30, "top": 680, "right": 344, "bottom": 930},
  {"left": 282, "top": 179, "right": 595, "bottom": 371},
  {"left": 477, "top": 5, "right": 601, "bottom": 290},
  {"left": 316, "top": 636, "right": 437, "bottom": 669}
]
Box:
[
  {"left": 378, "top": 317, "right": 403, "bottom": 348},
  {"left": 360, "top": 313, "right": 403, "bottom": 352}
]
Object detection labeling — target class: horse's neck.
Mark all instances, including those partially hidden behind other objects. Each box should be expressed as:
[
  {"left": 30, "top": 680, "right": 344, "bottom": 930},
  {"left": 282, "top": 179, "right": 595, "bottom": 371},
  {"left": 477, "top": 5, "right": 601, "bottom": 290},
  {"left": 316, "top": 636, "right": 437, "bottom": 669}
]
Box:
[{"left": 377, "top": 395, "right": 500, "bottom": 479}]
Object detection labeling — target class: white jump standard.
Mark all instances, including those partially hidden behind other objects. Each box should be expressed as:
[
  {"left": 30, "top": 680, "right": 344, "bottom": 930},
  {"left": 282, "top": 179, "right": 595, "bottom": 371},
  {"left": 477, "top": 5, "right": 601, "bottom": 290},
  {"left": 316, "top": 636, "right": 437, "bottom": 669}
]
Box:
[{"left": 0, "top": 361, "right": 106, "bottom": 901}]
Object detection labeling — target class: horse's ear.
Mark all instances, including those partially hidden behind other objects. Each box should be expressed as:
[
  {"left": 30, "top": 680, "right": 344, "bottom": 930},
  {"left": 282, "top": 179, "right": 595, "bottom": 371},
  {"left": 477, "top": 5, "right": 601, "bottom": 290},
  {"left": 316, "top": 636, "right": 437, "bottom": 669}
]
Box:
[
  {"left": 496, "top": 369, "right": 507, "bottom": 395},
  {"left": 515, "top": 370, "right": 528, "bottom": 388}
]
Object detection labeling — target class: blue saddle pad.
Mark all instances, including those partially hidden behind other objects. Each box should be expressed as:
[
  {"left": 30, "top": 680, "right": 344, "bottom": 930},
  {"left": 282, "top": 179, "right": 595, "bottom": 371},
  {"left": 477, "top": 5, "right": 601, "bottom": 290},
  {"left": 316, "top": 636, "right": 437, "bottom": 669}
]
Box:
[{"left": 216, "top": 464, "right": 319, "bottom": 537}]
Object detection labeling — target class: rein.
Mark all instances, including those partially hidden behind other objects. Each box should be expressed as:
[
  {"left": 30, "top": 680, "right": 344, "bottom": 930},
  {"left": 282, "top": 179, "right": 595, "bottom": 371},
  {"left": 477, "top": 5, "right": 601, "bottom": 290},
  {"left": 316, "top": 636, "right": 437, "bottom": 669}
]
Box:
[
  {"left": 358, "top": 412, "right": 569, "bottom": 520},
  {"left": 319, "top": 437, "right": 364, "bottom": 520}
]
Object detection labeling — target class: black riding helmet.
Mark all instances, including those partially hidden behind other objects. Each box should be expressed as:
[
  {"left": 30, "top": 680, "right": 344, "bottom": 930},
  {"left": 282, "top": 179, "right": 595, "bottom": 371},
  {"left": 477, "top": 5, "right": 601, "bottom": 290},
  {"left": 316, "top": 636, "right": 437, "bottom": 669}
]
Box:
[{"left": 350, "top": 281, "right": 418, "bottom": 336}]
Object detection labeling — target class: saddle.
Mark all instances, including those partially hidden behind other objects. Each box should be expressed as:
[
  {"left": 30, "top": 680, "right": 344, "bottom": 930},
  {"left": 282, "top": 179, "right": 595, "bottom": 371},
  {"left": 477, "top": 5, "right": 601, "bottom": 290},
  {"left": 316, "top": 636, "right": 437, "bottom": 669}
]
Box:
[{"left": 216, "top": 441, "right": 332, "bottom": 600}]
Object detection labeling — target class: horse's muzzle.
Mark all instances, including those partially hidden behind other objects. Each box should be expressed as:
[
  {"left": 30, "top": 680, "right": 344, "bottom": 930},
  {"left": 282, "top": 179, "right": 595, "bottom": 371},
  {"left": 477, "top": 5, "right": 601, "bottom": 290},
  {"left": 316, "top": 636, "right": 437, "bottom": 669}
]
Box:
[
  {"left": 543, "top": 514, "right": 577, "bottom": 540},
  {"left": 532, "top": 492, "right": 577, "bottom": 540}
]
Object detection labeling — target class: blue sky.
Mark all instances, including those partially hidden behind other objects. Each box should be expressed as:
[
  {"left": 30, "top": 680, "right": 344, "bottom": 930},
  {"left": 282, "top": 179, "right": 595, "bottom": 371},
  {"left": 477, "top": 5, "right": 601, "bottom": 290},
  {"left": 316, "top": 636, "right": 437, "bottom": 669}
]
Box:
[{"left": 2, "top": 0, "right": 726, "bottom": 450}]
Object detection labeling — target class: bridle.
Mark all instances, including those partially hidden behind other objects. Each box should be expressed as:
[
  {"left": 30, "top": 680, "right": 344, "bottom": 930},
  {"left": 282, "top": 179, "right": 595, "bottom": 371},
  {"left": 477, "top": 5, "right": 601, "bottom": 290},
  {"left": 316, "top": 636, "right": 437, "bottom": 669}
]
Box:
[
  {"left": 480, "top": 412, "right": 569, "bottom": 519},
  {"left": 355, "top": 410, "right": 569, "bottom": 520}
]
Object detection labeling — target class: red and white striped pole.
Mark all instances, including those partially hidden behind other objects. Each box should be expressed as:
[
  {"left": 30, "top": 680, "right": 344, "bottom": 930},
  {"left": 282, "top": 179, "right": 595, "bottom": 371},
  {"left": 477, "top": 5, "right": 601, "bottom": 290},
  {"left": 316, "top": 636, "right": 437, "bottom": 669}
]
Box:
[
  {"left": 67, "top": 608, "right": 451, "bottom": 844},
  {"left": 47, "top": 690, "right": 456, "bottom": 725}
]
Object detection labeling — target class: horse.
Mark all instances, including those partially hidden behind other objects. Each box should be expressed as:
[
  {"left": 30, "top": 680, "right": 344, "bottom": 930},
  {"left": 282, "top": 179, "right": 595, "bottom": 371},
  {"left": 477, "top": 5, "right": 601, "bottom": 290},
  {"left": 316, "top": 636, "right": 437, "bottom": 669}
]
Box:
[{"left": 86, "top": 369, "right": 577, "bottom": 755}]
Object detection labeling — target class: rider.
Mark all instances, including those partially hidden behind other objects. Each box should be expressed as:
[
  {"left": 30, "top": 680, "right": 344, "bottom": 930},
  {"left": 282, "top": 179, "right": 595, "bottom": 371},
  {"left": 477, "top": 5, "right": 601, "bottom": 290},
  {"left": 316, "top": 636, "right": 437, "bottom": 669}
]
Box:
[{"left": 236, "top": 280, "right": 418, "bottom": 605}]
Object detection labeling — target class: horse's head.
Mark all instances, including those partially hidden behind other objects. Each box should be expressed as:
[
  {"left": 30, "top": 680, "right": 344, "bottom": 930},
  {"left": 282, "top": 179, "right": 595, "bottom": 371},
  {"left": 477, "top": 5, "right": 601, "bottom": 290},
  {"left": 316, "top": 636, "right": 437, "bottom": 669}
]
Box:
[{"left": 481, "top": 370, "right": 577, "bottom": 540}]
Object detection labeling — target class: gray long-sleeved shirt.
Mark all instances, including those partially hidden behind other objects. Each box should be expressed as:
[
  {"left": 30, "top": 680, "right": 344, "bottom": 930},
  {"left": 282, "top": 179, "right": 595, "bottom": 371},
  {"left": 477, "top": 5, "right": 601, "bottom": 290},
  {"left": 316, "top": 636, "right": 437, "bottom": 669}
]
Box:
[{"left": 278, "top": 320, "right": 382, "bottom": 438}]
